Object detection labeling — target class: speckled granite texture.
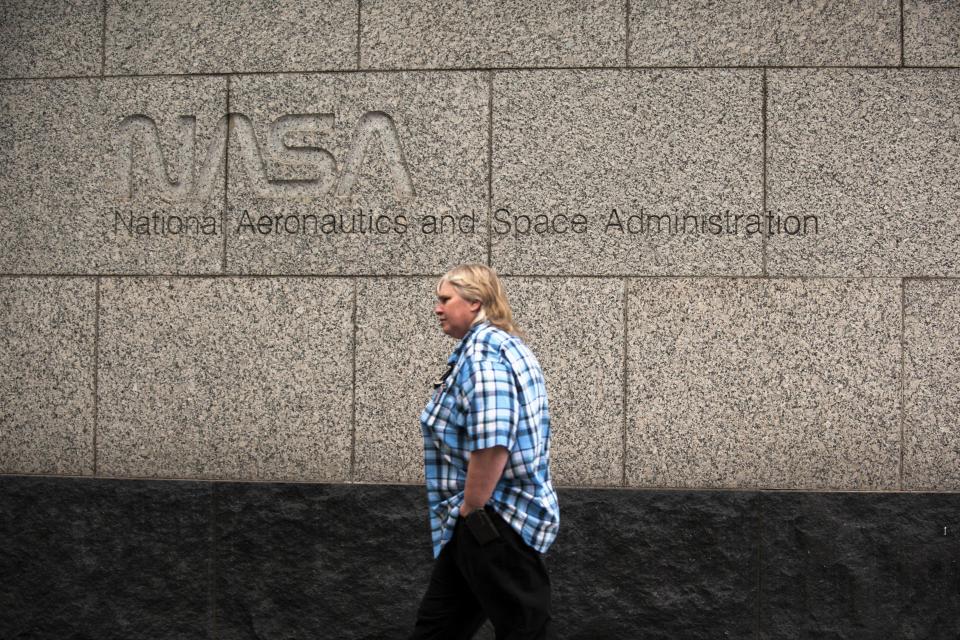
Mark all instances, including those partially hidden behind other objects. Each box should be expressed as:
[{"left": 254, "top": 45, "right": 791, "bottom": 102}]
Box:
[
  {"left": 354, "top": 278, "right": 449, "bottom": 483},
  {"left": 104, "top": 0, "right": 357, "bottom": 74},
  {"left": 904, "top": 280, "right": 960, "bottom": 490},
  {"left": 0, "top": 278, "right": 96, "bottom": 475},
  {"left": 905, "top": 0, "right": 960, "bottom": 66},
  {"left": 626, "top": 278, "right": 901, "bottom": 490},
  {"left": 492, "top": 69, "right": 762, "bottom": 276},
  {"left": 226, "top": 72, "right": 488, "bottom": 275},
  {"left": 3, "top": 476, "right": 958, "bottom": 639},
  {"left": 0, "top": 0, "right": 103, "bottom": 78},
  {"left": 767, "top": 69, "right": 960, "bottom": 277},
  {"left": 354, "top": 277, "right": 624, "bottom": 486},
  {"left": 361, "top": 0, "right": 625, "bottom": 69},
  {"left": 0, "top": 77, "right": 226, "bottom": 274},
  {"left": 506, "top": 278, "right": 625, "bottom": 486},
  {"left": 97, "top": 277, "right": 354, "bottom": 479},
  {"left": 629, "top": 0, "right": 900, "bottom": 66}
]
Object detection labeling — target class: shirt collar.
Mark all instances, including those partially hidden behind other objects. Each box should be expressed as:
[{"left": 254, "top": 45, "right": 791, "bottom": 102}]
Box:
[{"left": 446, "top": 320, "right": 488, "bottom": 364}]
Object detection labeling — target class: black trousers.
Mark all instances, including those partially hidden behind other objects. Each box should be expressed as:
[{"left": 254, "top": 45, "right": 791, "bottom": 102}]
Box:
[{"left": 408, "top": 507, "right": 556, "bottom": 640}]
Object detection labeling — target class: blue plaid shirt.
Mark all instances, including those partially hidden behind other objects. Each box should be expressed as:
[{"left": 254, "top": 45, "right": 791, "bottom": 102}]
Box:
[{"left": 419, "top": 321, "right": 560, "bottom": 558}]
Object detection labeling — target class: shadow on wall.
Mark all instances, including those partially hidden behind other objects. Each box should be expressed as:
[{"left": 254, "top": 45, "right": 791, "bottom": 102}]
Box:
[{"left": 2, "top": 477, "right": 958, "bottom": 639}]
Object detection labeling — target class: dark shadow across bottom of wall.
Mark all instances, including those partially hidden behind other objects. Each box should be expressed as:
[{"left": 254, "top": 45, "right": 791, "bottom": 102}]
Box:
[{"left": 1, "top": 476, "right": 958, "bottom": 639}]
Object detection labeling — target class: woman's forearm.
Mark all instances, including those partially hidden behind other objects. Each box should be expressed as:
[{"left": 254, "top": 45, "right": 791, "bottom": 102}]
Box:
[{"left": 462, "top": 445, "right": 509, "bottom": 515}]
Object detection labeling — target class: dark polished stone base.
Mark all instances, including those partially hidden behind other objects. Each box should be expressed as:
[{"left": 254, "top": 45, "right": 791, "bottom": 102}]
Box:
[{"left": 2, "top": 476, "right": 958, "bottom": 639}]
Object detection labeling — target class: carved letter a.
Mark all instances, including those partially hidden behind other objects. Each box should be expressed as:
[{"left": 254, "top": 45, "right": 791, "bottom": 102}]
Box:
[{"left": 335, "top": 111, "right": 415, "bottom": 201}]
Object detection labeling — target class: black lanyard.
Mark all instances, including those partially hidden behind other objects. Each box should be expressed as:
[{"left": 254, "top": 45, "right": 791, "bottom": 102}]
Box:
[{"left": 433, "top": 361, "right": 455, "bottom": 389}]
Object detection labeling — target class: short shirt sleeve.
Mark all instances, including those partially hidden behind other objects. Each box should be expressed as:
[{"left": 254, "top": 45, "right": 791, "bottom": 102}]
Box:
[{"left": 458, "top": 357, "right": 518, "bottom": 452}]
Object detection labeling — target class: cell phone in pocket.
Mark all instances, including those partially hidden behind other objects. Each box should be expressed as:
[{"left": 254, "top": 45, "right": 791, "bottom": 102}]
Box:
[{"left": 464, "top": 508, "right": 501, "bottom": 545}]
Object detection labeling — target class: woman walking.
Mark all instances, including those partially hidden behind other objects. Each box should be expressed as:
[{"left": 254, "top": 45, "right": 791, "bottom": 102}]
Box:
[{"left": 409, "top": 264, "right": 560, "bottom": 640}]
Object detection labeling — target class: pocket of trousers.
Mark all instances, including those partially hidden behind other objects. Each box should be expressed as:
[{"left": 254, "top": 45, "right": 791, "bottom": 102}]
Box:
[{"left": 464, "top": 508, "right": 502, "bottom": 546}]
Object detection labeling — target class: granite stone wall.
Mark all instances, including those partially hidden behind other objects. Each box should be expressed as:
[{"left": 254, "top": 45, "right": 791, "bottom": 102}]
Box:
[{"left": 2, "top": 1, "right": 959, "bottom": 638}]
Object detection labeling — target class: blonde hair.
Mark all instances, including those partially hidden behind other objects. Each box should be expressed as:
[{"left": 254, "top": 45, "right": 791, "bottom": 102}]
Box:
[{"left": 437, "top": 264, "right": 522, "bottom": 336}]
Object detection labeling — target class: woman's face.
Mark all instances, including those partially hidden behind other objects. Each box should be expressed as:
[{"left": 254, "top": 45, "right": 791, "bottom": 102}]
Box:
[{"left": 434, "top": 281, "right": 481, "bottom": 339}]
